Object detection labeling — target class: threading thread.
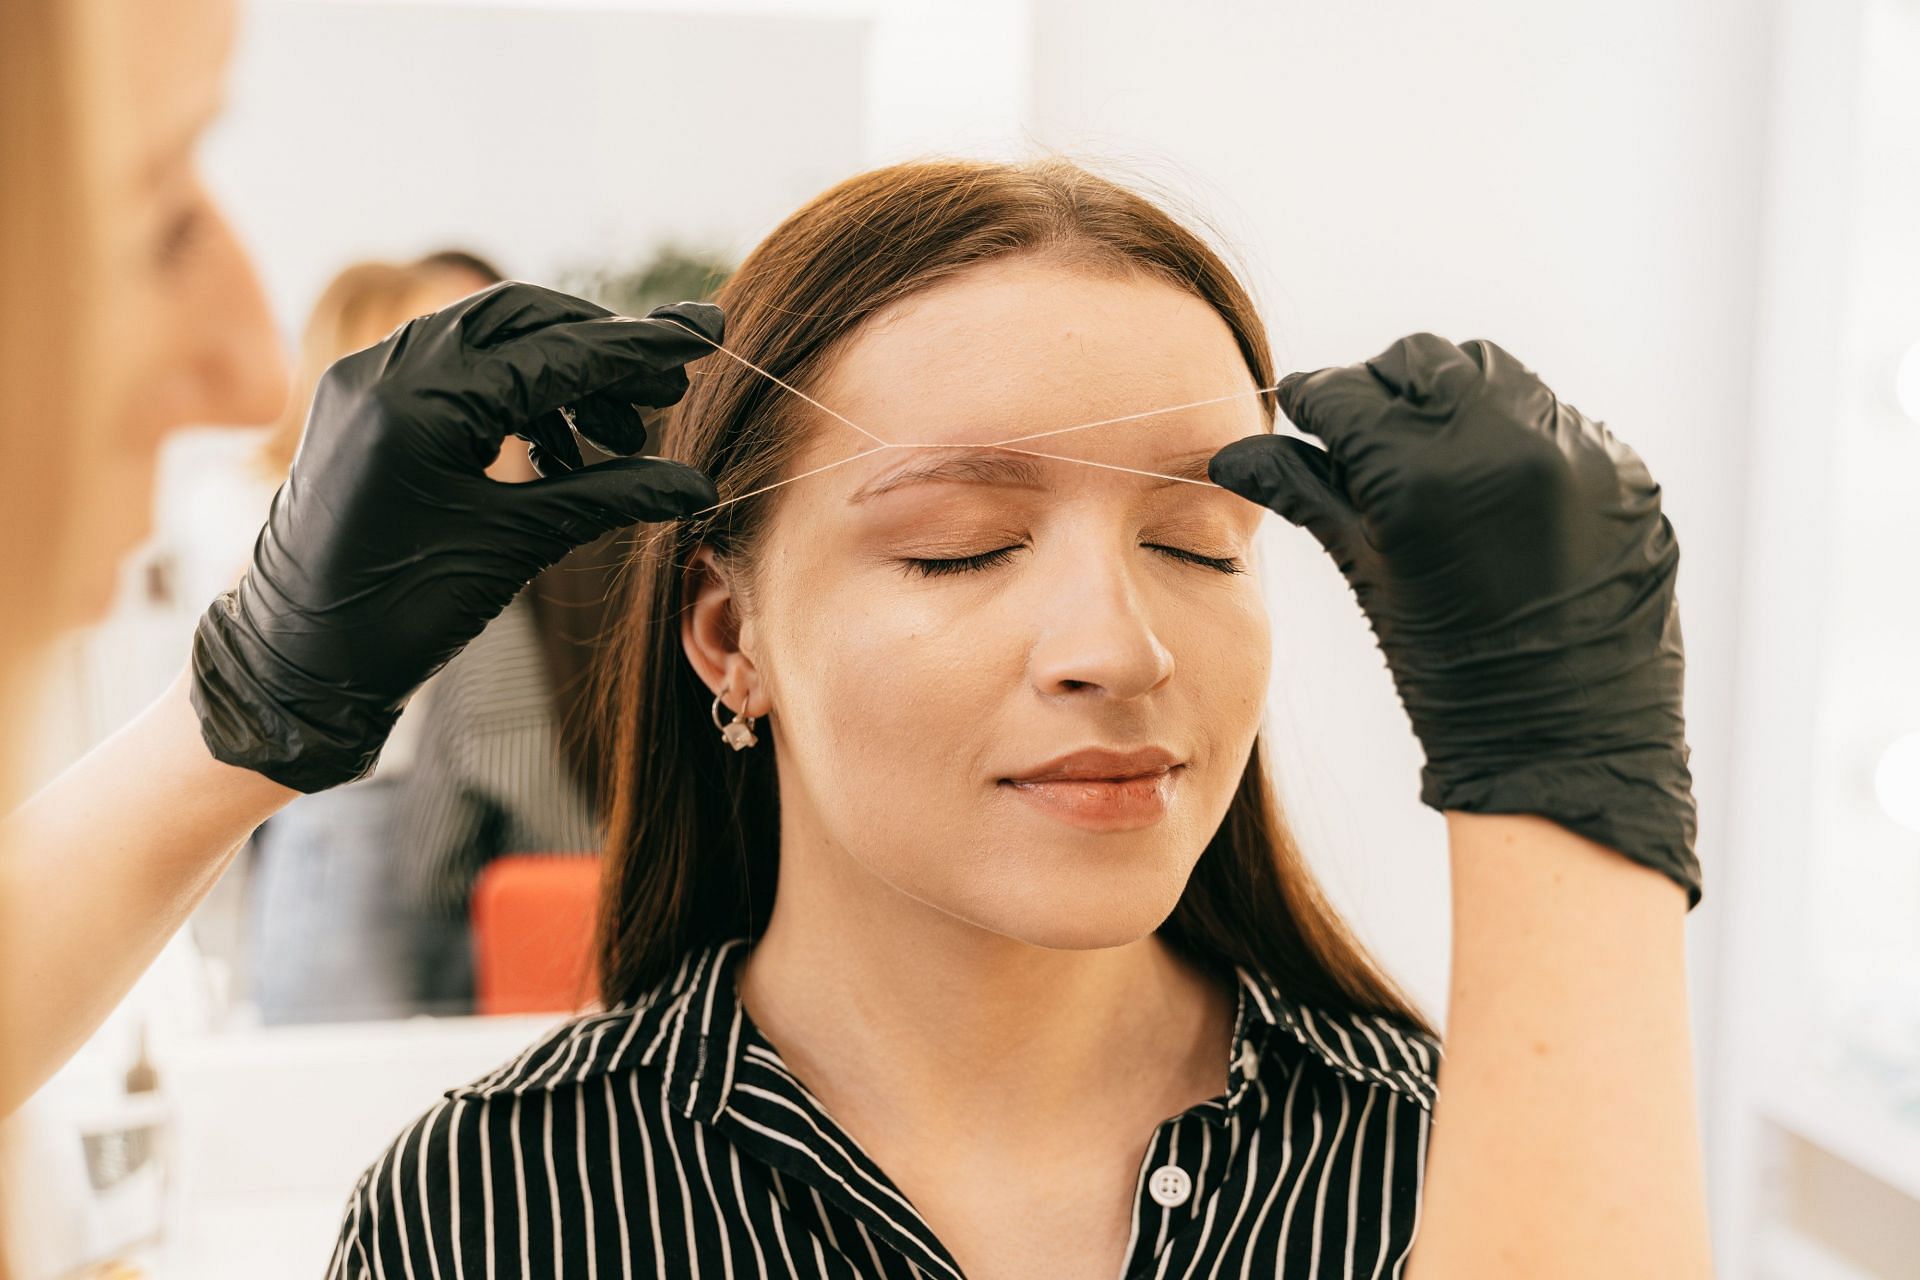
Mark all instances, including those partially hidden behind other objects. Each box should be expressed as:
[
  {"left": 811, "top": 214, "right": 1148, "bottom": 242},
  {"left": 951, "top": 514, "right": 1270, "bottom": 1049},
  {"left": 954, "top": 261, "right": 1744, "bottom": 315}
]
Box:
[
  {"left": 657, "top": 317, "right": 1271, "bottom": 517},
  {"left": 664, "top": 321, "right": 889, "bottom": 446},
  {"left": 986, "top": 386, "right": 1281, "bottom": 447}
]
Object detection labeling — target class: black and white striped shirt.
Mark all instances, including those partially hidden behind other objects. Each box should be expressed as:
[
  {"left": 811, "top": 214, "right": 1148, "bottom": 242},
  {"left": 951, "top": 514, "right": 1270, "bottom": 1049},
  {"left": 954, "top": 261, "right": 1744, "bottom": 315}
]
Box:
[{"left": 325, "top": 937, "right": 1439, "bottom": 1278}]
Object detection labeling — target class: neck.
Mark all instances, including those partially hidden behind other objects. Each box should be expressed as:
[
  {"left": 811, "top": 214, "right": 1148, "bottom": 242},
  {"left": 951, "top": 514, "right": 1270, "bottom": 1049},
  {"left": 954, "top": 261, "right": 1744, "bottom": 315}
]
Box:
[{"left": 736, "top": 824, "right": 1234, "bottom": 1146}]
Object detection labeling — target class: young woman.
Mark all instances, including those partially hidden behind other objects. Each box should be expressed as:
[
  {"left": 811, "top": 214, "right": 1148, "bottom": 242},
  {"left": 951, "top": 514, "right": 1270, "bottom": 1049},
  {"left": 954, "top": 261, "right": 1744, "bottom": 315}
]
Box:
[{"left": 326, "top": 160, "right": 1710, "bottom": 1279}]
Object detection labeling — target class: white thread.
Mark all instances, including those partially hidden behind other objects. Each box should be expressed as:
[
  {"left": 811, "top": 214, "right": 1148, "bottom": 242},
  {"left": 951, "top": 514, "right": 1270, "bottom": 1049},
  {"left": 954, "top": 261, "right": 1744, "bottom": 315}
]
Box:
[
  {"left": 662, "top": 320, "right": 890, "bottom": 446},
  {"left": 659, "top": 318, "right": 1254, "bottom": 516},
  {"left": 986, "top": 385, "right": 1280, "bottom": 446},
  {"left": 681, "top": 444, "right": 893, "bottom": 519}
]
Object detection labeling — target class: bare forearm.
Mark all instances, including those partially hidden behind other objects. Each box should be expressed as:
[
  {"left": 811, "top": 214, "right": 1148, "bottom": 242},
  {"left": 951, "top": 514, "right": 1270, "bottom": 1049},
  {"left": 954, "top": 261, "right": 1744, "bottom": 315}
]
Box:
[
  {"left": 1407, "top": 812, "right": 1711, "bottom": 1279},
  {"left": 0, "top": 669, "right": 294, "bottom": 1113}
]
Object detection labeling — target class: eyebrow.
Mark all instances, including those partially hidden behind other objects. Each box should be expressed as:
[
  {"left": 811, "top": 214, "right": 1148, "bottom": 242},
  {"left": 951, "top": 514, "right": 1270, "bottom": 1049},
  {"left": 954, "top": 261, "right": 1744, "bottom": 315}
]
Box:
[{"left": 846, "top": 445, "right": 1220, "bottom": 504}]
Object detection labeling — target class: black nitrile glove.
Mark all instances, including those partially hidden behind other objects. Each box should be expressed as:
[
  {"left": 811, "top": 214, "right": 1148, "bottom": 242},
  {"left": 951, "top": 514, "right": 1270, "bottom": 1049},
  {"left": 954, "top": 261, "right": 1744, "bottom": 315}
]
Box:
[
  {"left": 192, "top": 282, "right": 722, "bottom": 792},
  {"left": 1210, "top": 334, "right": 1700, "bottom": 905}
]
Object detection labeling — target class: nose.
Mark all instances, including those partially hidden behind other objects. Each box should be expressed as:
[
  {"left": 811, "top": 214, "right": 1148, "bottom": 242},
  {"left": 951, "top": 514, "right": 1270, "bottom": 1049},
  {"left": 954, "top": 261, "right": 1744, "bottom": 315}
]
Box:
[
  {"left": 172, "top": 201, "right": 290, "bottom": 430},
  {"left": 1026, "top": 537, "right": 1176, "bottom": 701}
]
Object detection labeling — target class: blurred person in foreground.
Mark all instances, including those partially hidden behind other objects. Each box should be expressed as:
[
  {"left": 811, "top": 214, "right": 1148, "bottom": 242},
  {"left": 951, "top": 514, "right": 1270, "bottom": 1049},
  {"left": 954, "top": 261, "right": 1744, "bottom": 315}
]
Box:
[{"left": 0, "top": 0, "right": 720, "bottom": 1238}]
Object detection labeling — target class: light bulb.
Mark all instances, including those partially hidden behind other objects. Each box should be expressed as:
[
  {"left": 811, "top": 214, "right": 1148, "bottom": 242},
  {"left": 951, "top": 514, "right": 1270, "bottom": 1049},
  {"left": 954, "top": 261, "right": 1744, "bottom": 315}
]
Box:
[{"left": 1874, "top": 730, "right": 1920, "bottom": 834}]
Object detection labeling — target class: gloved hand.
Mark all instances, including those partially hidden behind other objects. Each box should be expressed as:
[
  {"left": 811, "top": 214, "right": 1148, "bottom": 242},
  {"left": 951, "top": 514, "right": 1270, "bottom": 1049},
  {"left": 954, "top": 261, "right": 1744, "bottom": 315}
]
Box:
[
  {"left": 1210, "top": 334, "right": 1699, "bottom": 905},
  {"left": 192, "top": 282, "right": 721, "bottom": 793}
]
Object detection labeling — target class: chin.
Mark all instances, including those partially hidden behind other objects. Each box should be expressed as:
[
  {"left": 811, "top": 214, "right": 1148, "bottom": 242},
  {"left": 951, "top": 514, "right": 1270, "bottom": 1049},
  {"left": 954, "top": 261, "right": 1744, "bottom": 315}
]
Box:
[
  {"left": 960, "top": 865, "right": 1193, "bottom": 952},
  {"left": 53, "top": 462, "right": 155, "bottom": 630},
  {"left": 1000, "top": 913, "right": 1167, "bottom": 952}
]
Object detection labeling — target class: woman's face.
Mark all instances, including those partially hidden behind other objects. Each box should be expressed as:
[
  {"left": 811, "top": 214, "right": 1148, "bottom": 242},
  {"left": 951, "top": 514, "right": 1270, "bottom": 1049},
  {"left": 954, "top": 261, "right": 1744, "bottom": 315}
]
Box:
[
  {"left": 58, "top": 0, "right": 286, "bottom": 623},
  {"left": 728, "top": 258, "right": 1272, "bottom": 949}
]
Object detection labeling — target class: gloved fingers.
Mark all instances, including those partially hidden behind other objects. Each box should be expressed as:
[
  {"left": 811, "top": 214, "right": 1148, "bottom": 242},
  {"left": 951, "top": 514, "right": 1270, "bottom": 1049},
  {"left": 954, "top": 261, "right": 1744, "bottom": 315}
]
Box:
[
  {"left": 521, "top": 373, "right": 691, "bottom": 471},
  {"left": 524, "top": 424, "right": 584, "bottom": 478},
  {"left": 1457, "top": 337, "right": 1585, "bottom": 448},
  {"left": 1274, "top": 364, "right": 1398, "bottom": 462},
  {"left": 454, "top": 281, "right": 614, "bottom": 348},
  {"left": 643, "top": 300, "right": 725, "bottom": 347},
  {"left": 1361, "top": 332, "right": 1485, "bottom": 411},
  {"left": 565, "top": 303, "right": 719, "bottom": 447},
  {"left": 1455, "top": 337, "right": 1531, "bottom": 385},
  {"left": 479, "top": 313, "right": 717, "bottom": 433},
  {"left": 563, "top": 391, "right": 656, "bottom": 459},
  {"left": 1208, "top": 433, "right": 1361, "bottom": 555},
  {"left": 450, "top": 283, "right": 723, "bottom": 355},
  {"left": 503, "top": 457, "right": 719, "bottom": 565}
]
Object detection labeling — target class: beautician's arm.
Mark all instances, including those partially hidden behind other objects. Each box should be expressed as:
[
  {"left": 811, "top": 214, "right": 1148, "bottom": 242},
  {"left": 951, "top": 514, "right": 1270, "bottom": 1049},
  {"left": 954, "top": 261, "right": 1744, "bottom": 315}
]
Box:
[
  {"left": 1411, "top": 813, "right": 1710, "bottom": 1278},
  {"left": 1, "top": 284, "right": 723, "bottom": 1116},
  {"left": 0, "top": 673, "right": 293, "bottom": 1112},
  {"left": 1211, "top": 333, "right": 1710, "bottom": 1276}
]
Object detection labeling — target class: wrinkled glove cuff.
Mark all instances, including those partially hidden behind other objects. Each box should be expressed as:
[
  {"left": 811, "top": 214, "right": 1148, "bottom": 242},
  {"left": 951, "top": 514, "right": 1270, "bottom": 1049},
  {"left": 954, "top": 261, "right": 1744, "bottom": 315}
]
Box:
[
  {"left": 189, "top": 594, "right": 395, "bottom": 793},
  {"left": 1419, "top": 744, "right": 1702, "bottom": 908}
]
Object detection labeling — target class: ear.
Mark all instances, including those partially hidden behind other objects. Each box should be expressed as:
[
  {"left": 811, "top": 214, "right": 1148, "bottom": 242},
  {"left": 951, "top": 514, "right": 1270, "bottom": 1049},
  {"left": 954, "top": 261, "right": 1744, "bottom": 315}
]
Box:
[{"left": 681, "top": 546, "right": 769, "bottom": 720}]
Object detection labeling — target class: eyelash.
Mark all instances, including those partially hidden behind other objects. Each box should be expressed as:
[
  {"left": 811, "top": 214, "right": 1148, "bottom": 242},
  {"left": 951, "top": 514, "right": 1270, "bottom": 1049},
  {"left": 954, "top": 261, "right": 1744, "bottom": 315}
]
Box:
[{"left": 902, "top": 543, "right": 1244, "bottom": 578}]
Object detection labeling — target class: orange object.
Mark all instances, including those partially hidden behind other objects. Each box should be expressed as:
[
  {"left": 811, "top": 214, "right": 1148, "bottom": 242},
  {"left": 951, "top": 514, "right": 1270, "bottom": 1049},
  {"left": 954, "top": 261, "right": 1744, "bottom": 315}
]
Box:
[{"left": 470, "top": 854, "right": 604, "bottom": 1015}]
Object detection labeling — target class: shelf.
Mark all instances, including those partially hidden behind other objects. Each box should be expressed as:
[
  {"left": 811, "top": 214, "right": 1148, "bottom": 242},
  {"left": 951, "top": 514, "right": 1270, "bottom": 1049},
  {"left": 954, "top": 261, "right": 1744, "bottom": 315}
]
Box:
[
  {"left": 1756, "top": 1065, "right": 1920, "bottom": 1206},
  {"left": 1755, "top": 1224, "right": 1880, "bottom": 1280}
]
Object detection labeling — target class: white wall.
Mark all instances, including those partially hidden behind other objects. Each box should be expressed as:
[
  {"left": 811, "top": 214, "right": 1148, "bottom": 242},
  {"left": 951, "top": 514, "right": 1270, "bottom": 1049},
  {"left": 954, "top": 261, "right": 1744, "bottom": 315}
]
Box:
[
  {"left": 1026, "top": 0, "right": 1778, "bottom": 1029},
  {"left": 205, "top": 1, "right": 872, "bottom": 331}
]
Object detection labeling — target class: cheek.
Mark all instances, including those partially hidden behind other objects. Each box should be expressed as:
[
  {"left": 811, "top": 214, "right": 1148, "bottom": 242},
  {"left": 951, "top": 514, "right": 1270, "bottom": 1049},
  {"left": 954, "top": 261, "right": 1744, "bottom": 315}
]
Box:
[
  {"left": 1185, "top": 579, "right": 1271, "bottom": 719},
  {"left": 50, "top": 442, "right": 159, "bottom": 629},
  {"left": 755, "top": 543, "right": 998, "bottom": 793},
  {"left": 794, "top": 575, "right": 998, "bottom": 775}
]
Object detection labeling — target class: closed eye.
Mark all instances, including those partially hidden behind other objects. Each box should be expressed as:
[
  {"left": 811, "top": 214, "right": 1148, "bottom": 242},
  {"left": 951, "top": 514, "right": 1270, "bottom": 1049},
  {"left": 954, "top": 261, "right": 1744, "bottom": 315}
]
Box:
[{"left": 899, "top": 544, "right": 1244, "bottom": 578}]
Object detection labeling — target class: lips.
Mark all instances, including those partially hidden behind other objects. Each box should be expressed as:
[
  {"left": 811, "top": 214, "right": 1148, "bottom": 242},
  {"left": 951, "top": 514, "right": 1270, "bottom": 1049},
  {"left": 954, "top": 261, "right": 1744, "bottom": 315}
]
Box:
[
  {"left": 1003, "top": 746, "right": 1182, "bottom": 784},
  {"left": 1006, "top": 744, "right": 1182, "bottom": 836},
  {"left": 999, "top": 746, "right": 1185, "bottom": 833}
]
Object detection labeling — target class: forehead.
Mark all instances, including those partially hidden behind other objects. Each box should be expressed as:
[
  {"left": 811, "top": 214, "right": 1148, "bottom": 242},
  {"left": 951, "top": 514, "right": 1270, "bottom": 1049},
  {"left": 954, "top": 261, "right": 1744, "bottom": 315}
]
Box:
[
  {"left": 811, "top": 257, "right": 1262, "bottom": 450},
  {"left": 115, "top": 0, "right": 236, "bottom": 187}
]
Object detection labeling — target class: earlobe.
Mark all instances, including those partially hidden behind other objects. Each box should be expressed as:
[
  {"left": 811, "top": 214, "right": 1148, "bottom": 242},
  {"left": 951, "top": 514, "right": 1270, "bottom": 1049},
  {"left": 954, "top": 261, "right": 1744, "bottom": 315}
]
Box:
[{"left": 681, "top": 546, "right": 765, "bottom": 718}]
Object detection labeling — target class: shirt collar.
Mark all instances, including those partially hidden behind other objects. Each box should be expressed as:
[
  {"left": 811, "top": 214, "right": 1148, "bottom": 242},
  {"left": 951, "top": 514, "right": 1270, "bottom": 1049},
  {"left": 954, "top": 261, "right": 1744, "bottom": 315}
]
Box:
[{"left": 450, "top": 937, "right": 1439, "bottom": 1116}]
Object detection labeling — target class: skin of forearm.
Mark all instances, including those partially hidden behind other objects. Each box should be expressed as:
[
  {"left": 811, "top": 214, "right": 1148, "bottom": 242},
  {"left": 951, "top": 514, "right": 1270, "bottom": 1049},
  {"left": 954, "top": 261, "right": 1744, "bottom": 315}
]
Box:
[
  {"left": 1405, "top": 811, "right": 1711, "bottom": 1280},
  {"left": 0, "top": 668, "right": 294, "bottom": 1115}
]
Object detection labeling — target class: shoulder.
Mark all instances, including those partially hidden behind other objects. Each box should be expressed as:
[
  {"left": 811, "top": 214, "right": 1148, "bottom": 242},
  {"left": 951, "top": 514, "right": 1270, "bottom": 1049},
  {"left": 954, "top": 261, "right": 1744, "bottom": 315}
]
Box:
[
  {"left": 326, "top": 1088, "right": 472, "bottom": 1278},
  {"left": 329, "top": 974, "right": 701, "bottom": 1272}
]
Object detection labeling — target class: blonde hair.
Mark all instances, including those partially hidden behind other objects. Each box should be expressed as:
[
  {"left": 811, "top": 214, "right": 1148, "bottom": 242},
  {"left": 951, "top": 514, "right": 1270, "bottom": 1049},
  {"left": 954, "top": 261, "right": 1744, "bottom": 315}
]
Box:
[{"left": 257, "top": 260, "right": 447, "bottom": 480}]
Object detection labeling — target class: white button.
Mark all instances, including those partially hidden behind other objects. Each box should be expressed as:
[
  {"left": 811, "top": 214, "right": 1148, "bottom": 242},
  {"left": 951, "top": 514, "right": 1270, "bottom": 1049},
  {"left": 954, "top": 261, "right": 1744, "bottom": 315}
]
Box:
[
  {"left": 1148, "top": 1164, "right": 1192, "bottom": 1208},
  {"left": 1237, "top": 1040, "right": 1260, "bottom": 1081}
]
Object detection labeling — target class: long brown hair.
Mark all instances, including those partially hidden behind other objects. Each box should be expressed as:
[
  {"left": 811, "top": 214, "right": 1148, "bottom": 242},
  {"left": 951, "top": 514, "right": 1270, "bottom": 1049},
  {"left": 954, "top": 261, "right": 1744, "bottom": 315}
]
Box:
[{"left": 594, "top": 159, "right": 1430, "bottom": 1034}]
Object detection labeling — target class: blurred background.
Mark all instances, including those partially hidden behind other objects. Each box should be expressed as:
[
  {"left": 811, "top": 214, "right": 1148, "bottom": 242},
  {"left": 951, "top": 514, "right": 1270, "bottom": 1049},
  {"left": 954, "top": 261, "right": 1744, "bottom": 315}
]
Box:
[{"left": 8, "top": 0, "right": 1917, "bottom": 1275}]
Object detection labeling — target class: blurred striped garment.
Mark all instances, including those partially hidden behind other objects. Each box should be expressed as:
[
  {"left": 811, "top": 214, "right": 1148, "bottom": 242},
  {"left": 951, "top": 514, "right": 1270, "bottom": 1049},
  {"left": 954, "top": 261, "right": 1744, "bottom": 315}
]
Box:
[{"left": 389, "top": 593, "right": 599, "bottom": 920}]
